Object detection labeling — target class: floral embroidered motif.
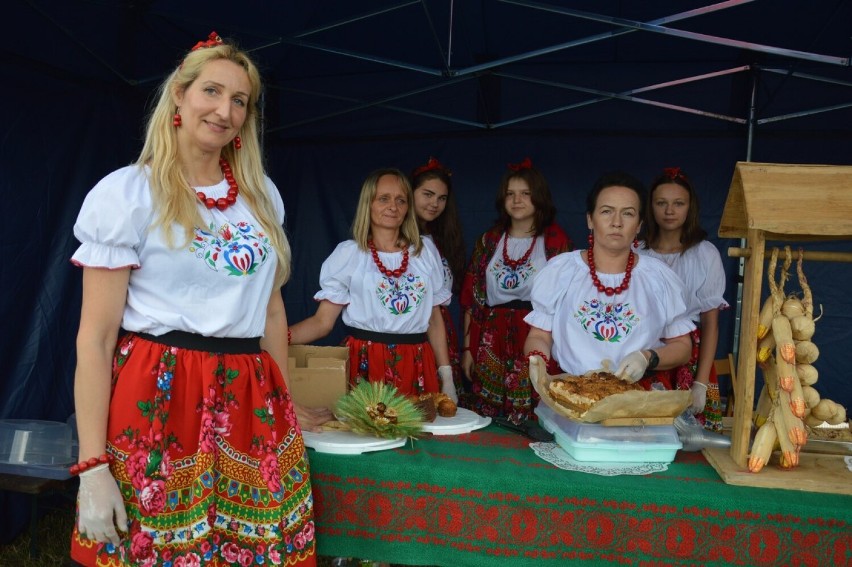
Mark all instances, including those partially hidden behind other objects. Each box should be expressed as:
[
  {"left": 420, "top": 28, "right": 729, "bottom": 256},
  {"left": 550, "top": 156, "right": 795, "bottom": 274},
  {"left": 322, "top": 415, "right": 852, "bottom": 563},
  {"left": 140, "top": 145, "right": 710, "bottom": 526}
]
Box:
[
  {"left": 189, "top": 221, "right": 271, "bottom": 276},
  {"left": 490, "top": 259, "right": 535, "bottom": 291},
  {"left": 375, "top": 274, "right": 425, "bottom": 315},
  {"left": 574, "top": 298, "right": 639, "bottom": 343}
]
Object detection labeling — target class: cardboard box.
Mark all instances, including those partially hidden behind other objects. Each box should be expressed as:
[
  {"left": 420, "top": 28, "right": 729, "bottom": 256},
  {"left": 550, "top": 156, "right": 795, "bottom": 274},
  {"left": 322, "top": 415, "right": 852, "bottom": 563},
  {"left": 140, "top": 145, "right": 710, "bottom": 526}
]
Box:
[{"left": 287, "top": 345, "right": 350, "bottom": 410}]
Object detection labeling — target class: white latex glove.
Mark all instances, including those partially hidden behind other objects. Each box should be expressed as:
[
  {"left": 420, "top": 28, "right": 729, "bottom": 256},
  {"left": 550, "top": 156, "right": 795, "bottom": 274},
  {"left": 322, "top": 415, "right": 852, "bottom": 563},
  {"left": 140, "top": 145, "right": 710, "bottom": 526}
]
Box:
[
  {"left": 77, "top": 463, "right": 128, "bottom": 545},
  {"left": 616, "top": 351, "right": 649, "bottom": 383},
  {"left": 690, "top": 381, "right": 708, "bottom": 414},
  {"left": 438, "top": 365, "right": 458, "bottom": 404},
  {"left": 527, "top": 354, "right": 546, "bottom": 391}
]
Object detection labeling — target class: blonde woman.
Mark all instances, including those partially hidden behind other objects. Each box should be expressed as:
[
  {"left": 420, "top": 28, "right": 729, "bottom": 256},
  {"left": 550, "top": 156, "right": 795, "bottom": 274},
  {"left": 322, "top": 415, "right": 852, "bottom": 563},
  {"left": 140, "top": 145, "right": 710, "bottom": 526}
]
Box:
[
  {"left": 290, "top": 168, "right": 456, "bottom": 400},
  {"left": 69, "top": 32, "right": 323, "bottom": 566}
]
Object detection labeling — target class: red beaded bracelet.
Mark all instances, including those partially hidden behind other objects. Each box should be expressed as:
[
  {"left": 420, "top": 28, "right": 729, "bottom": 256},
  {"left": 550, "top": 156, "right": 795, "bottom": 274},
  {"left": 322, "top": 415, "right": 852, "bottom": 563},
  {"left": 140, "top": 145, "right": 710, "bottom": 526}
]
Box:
[
  {"left": 527, "top": 350, "right": 549, "bottom": 364},
  {"left": 287, "top": 328, "right": 292, "bottom": 345},
  {"left": 69, "top": 453, "right": 112, "bottom": 476}
]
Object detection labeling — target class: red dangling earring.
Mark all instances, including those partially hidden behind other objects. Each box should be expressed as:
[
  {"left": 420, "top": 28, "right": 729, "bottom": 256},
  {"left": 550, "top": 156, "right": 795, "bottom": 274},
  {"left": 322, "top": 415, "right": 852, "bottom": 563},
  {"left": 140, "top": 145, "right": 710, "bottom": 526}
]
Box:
[
  {"left": 233, "top": 136, "right": 242, "bottom": 150},
  {"left": 633, "top": 237, "right": 640, "bottom": 249},
  {"left": 587, "top": 231, "right": 594, "bottom": 248},
  {"left": 173, "top": 109, "right": 182, "bottom": 128}
]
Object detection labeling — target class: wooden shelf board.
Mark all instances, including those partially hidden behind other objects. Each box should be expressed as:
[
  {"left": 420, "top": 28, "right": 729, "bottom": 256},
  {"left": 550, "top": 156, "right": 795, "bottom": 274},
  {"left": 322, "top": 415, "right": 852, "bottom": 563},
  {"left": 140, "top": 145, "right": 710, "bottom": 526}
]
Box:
[{"left": 703, "top": 447, "right": 852, "bottom": 496}]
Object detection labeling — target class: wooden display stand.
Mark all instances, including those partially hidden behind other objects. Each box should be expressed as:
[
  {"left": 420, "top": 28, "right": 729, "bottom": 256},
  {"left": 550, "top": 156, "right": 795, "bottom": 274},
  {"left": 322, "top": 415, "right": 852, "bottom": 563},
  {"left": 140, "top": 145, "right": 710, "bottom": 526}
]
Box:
[{"left": 703, "top": 162, "right": 852, "bottom": 495}]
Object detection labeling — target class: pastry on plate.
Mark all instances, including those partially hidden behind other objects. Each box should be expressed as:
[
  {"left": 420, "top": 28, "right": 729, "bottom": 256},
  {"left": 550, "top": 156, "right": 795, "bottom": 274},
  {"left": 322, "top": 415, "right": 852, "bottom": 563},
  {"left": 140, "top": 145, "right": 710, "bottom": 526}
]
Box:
[{"left": 547, "top": 371, "right": 643, "bottom": 416}]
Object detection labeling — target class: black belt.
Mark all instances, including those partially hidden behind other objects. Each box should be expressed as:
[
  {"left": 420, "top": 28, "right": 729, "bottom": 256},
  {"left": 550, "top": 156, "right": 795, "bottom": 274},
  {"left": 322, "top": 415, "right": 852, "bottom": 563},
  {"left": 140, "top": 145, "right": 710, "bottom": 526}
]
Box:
[
  {"left": 490, "top": 300, "right": 533, "bottom": 311},
  {"left": 134, "top": 331, "right": 261, "bottom": 354},
  {"left": 345, "top": 326, "right": 428, "bottom": 345}
]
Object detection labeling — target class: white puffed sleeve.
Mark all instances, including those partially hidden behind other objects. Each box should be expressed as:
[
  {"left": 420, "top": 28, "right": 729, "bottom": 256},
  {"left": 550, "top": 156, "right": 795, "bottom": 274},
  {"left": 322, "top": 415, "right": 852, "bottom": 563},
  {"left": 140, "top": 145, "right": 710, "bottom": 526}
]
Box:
[
  {"left": 71, "top": 166, "right": 154, "bottom": 269},
  {"left": 656, "top": 275, "right": 697, "bottom": 340},
  {"left": 694, "top": 241, "right": 729, "bottom": 314},
  {"left": 634, "top": 255, "right": 697, "bottom": 340},
  {"left": 422, "top": 237, "right": 452, "bottom": 307},
  {"left": 524, "top": 252, "right": 576, "bottom": 332},
  {"left": 314, "top": 240, "right": 358, "bottom": 305}
]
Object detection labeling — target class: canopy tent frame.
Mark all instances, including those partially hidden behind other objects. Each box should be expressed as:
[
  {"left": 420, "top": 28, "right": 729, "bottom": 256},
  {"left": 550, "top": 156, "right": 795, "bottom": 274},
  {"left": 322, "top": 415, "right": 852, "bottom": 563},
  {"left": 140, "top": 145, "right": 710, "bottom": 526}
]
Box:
[{"left": 266, "top": 0, "right": 850, "bottom": 132}]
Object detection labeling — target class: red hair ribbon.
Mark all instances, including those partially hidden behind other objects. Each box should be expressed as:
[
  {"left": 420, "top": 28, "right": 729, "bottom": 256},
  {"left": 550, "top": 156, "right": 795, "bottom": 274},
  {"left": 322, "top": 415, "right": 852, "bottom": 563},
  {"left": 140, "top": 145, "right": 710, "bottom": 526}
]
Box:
[
  {"left": 663, "top": 166, "right": 684, "bottom": 180},
  {"left": 413, "top": 157, "right": 450, "bottom": 177},
  {"left": 191, "top": 31, "right": 224, "bottom": 52},
  {"left": 508, "top": 157, "right": 533, "bottom": 171}
]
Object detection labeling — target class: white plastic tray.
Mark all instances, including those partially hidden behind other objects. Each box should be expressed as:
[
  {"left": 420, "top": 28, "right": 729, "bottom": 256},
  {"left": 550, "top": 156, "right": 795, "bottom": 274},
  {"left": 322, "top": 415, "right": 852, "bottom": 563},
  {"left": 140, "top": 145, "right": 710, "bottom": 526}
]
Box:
[
  {"left": 421, "top": 408, "right": 491, "bottom": 436},
  {"left": 302, "top": 430, "right": 407, "bottom": 455},
  {"left": 535, "top": 405, "right": 681, "bottom": 463}
]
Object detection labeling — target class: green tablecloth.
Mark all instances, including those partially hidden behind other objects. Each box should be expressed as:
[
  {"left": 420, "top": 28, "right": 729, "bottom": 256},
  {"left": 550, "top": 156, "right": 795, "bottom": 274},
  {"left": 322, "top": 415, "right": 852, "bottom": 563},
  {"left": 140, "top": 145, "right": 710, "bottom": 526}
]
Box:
[{"left": 307, "top": 425, "right": 851, "bottom": 566}]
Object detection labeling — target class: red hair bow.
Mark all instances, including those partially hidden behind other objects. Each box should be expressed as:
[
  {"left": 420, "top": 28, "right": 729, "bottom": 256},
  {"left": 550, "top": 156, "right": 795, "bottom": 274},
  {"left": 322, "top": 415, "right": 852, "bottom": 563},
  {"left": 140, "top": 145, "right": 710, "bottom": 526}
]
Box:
[
  {"left": 413, "top": 157, "right": 450, "bottom": 177},
  {"left": 191, "top": 31, "right": 224, "bottom": 51},
  {"left": 508, "top": 157, "right": 533, "bottom": 171},
  {"left": 663, "top": 166, "right": 684, "bottom": 180}
]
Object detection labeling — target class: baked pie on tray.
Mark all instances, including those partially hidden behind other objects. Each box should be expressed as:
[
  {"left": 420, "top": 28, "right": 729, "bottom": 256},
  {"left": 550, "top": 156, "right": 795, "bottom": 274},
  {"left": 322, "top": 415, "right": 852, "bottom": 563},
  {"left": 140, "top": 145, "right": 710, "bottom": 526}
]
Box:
[{"left": 529, "top": 356, "right": 690, "bottom": 423}]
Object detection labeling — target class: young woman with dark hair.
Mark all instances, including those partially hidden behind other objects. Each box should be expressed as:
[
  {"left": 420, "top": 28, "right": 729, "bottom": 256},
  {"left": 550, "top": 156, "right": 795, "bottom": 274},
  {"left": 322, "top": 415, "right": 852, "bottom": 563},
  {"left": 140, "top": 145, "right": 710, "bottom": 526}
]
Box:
[
  {"left": 460, "top": 158, "right": 572, "bottom": 422},
  {"left": 410, "top": 157, "right": 467, "bottom": 396},
  {"left": 639, "top": 167, "right": 728, "bottom": 431}
]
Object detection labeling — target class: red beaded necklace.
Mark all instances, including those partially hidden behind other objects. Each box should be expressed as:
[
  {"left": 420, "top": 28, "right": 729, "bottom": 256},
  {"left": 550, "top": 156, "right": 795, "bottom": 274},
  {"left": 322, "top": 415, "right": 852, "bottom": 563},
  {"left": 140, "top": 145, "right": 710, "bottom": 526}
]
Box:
[
  {"left": 587, "top": 246, "right": 635, "bottom": 296},
  {"left": 369, "top": 239, "right": 409, "bottom": 278},
  {"left": 195, "top": 158, "right": 239, "bottom": 211},
  {"left": 502, "top": 232, "right": 538, "bottom": 270}
]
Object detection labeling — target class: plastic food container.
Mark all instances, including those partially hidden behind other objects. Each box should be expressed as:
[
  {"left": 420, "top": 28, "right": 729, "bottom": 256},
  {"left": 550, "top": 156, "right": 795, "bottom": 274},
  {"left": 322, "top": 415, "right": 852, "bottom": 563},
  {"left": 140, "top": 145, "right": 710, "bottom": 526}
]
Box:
[
  {"left": 535, "top": 405, "right": 682, "bottom": 463},
  {"left": 0, "top": 420, "right": 75, "bottom": 466}
]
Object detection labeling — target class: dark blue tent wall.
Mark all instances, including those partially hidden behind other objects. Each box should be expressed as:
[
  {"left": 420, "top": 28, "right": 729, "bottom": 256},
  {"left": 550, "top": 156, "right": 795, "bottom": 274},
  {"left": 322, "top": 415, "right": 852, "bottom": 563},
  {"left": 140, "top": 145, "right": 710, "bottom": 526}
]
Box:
[
  {"left": 3, "top": 0, "right": 852, "bottom": 544},
  {"left": 273, "top": 131, "right": 852, "bottom": 398},
  {"left": 7, "top": 100, "right": 851, "bottom": 421}
]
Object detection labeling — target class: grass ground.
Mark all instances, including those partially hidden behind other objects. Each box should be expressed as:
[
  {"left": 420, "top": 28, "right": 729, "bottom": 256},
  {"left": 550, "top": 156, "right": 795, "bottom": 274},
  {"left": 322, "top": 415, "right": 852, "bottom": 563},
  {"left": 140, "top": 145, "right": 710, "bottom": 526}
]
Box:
[
  {"left": 0, "top": 503, "right": 348, "bottom": 567},
  {"left": 0, "top": 504, "right": 76, "bottom": 567}
]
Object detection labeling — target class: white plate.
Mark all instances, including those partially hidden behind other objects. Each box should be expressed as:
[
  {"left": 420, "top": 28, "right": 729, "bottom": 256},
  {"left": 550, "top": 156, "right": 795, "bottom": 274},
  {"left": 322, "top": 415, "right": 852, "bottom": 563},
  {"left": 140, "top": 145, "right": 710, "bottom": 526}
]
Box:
[
  {"left": 303, "top": 430, "right": 407, "bottom": 454},
  {"left": 421, "top": 407, "right": 492, "bottom": 436}
]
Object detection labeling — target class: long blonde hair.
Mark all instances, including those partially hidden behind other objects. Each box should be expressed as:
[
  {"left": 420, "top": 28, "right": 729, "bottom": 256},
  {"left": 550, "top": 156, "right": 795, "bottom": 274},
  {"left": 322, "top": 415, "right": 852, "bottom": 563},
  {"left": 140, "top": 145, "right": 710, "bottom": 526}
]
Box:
[
  {"left": 351, "top": 169, "right": 423, "bottom": 255},
  {"left": 136, "top": 40, "right": 291, "bottom": 286}
]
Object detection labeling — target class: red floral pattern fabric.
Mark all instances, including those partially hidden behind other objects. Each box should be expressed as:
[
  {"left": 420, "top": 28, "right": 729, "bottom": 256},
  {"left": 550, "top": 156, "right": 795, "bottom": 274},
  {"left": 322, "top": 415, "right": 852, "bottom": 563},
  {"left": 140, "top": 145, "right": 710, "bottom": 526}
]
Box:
[
  {"left": 70, "top": 334, "right": 317, "bottom": 567},
  {"left": 346, "top": 336, "right": 438, "bottom": 396}
]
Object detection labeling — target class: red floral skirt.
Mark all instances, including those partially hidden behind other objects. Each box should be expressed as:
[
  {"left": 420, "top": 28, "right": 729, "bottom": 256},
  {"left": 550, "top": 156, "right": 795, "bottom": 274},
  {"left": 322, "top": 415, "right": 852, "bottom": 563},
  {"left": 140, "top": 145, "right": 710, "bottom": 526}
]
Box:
[
  {"left": 461, "top": 306, "right": 562, "bottom": 423},
  {"left": 345, "top": 336, "right": 440, "bottom": 396},
  {"left": 70, "top": 333, "right": 317, "bottom": 567}
]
